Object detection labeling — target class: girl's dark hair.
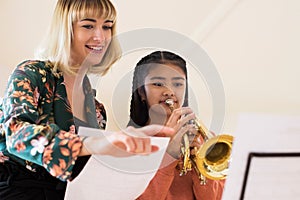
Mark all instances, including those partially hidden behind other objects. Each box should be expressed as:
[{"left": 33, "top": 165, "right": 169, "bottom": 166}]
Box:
[{"left": 128, "top": 51, "right": 189, "bottom": 127}]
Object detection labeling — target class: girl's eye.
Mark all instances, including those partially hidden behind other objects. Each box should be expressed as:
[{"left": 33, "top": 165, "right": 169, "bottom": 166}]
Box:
[
  {"left": 82, "top": 25, "right": 93, "bottom": 29},
  {"left": 152, "top": 82, "right": 164, "bottom": 87},
  {"left": 174, "top": 82, "right": 184, "bottom": 87}
]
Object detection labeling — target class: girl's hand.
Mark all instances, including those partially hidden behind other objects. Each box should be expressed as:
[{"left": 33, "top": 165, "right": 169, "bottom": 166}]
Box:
[
  {"left": 165, "top": 107, "right": 195, "bottom": 134},
  {"left": 167, "top": 124, "right": 196, "bottom": 159},
  {"left": 163, "top": 107, "right": 198, "bottom": 158}
]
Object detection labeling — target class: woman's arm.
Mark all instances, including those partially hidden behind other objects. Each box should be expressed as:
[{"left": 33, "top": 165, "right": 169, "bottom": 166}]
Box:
[
  {"left": 80, "top": 125, "right": 175, "bottom": 157},
  {"left": 2, "top": 61, "right": 175, "bottom": 181},
  {"left": 2, "top": 61, "right": 82, "bottom": 181}
]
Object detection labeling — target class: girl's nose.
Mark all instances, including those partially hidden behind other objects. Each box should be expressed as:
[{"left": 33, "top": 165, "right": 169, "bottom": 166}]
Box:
[{"left": 163, "top": 87, "right": 174, "bottom": 97}]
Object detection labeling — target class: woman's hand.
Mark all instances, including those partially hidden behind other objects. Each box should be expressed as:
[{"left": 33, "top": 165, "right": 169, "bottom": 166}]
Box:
[
  {"left": 79, "top": 125, "right": 175, "bottom": 157},
  {"left": 0, "top": 151, "right": 9, "bottom": 163}
]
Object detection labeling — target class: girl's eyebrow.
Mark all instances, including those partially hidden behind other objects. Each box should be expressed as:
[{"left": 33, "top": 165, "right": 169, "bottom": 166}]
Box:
[
  {"left": 150, "top": 76, "right": 185, "bottom": 81},
  {"left": 172, "top": 77, "right": 186, "bottom": 81},
  {"left": 150, "top": 76, "right": 165, "bottom": 80}
]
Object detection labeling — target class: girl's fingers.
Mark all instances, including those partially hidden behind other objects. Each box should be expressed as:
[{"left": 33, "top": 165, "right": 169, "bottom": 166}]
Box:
[
  {"left": 168, "top": 107, "right": 192, "bottom": 124},
  {"left": 176, "top": 112, "right": 196, "bottom": 127},
  {"left": 175, "top": 124, "right": 195, "bottom": 140},
  {"left": 166, "top": 107, "right": 196, "bottom": 131}
]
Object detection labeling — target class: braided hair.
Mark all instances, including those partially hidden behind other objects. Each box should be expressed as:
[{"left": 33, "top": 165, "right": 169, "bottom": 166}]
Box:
[{"left": 127, "top": 51, "right": 189, "bottom": 127}]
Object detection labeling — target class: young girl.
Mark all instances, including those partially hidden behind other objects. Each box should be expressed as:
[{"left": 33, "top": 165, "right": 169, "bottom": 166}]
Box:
[
  {"left": 128, "top": 51, "right": 225, "bottom": 200},
  {"left": 0, "top": 1, "right": 173, "bottom": 199}
]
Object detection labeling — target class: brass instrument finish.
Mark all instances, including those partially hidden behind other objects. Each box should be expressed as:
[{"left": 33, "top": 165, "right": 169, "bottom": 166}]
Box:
[{"left": 165, "top": 98, "right": 234, "bottom": 183}]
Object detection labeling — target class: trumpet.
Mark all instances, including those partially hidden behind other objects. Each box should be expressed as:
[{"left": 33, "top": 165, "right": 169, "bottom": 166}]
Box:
[{"left": 165, "top": 99, "right": 234, "bottom": 185}]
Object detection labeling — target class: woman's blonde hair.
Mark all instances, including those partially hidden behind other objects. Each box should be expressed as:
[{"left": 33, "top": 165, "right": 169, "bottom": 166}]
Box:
[{"left": 35, "top": 0, "right": 122, "bottom": 75}]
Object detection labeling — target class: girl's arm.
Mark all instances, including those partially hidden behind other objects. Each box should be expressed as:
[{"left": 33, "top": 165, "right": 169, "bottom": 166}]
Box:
[{"left": 136, "top": 153, "right": 178, "bottom": 200}]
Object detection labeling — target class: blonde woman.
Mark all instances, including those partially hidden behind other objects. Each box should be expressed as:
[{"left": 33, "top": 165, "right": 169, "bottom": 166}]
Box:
[{"left": 0, "top": 1, "right": 173, "bottom": 199}]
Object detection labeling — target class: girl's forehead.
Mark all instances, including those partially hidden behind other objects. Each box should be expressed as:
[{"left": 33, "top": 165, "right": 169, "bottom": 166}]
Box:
[{"left": 148, "top": 64, "right": 186, "bottom": 76}]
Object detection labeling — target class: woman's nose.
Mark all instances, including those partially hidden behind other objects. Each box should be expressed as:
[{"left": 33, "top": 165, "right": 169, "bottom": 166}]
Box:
[{"left": 93, "top": 28, "right": 105, "bottom": 42}]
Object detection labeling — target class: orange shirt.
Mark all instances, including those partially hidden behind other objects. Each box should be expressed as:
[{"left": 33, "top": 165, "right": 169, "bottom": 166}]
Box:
[{"left": 136, "top": 153, "right": 225, "bottom": 200}]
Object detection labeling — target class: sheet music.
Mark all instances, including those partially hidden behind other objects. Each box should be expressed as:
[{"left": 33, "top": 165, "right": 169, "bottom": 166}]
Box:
[
  {"left": 65, "top": 126, "right": 170, "bottom": 200},
  {"left": 243, "top": 156, "right": 300, "bottom": 199},
  {"left": 222, "top": 113, "right": 300, "bottom": 200}
]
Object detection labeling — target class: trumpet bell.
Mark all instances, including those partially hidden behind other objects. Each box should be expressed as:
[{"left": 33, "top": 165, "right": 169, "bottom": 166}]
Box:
[
  {"left": 195, "top": 134, "right": 234, "bottom": 180},
  {"left": 165, "top": 98, "right": 234, "bottom": 182}
]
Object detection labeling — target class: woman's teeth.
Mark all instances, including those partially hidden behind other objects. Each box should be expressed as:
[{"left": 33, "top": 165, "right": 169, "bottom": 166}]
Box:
[{"left": 87, "top": 45, "right": 103, "bottom": 51}]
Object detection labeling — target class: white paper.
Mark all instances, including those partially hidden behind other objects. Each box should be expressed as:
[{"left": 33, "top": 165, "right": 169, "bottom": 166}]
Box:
[
  {"left": 244, "top": 156, "right": 300, "bottom": 200},
  {"left": 222, "top": 113, "right": 300, "bottom": 200},
  {"left": 65, "top": 126, "right": 170, "bottom": 200}
]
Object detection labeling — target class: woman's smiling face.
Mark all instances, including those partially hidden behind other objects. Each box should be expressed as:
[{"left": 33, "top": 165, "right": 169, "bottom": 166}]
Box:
[{"left": 70, "top": 16, "right": 113, "bottom": 67}]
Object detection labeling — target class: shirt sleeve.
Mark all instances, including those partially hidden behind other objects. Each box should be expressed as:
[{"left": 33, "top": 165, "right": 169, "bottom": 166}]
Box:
[
  {"left": 192, "top": 174, "right": 225, "bottom": 200},
  {"left": 136, "top": 153, "right": 178, "bottom": 200},
  {"left": 2, "top": 61, "right": 82, "bottom": 181}
]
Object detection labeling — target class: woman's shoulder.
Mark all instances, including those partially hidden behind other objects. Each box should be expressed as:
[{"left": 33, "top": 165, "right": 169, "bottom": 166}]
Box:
[
  {"left": 9, "top": 60, "right": 62, "bottom": 91},
  {"left": 16, "top": 60, "right": 53, "bottom": 72},
  {"left": 15, "top": 60, "right": 62, "bottom": 78}
]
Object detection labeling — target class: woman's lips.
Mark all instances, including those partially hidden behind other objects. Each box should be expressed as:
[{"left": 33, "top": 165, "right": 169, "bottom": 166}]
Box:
[{"left": 86, "top": 45, "right": 105, "bottom": 53}]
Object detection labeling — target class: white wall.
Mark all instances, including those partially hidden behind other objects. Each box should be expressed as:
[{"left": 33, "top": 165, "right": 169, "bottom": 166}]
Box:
[{"left": 1, "top": 0, "right": 299, "bottom": 134}]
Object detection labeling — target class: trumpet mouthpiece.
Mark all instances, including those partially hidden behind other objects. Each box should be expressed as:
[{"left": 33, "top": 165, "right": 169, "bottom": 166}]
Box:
[
  {"left": 165, "top": 99, "right": 174, "bottom": 111},
  {"left": 165, "top": 99, "right": 174, "bottom": 106}
]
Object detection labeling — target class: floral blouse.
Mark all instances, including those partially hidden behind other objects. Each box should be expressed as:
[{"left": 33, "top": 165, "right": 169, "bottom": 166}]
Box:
[{"left": 0, "top": 60, "right": 106, "bottom": 181}]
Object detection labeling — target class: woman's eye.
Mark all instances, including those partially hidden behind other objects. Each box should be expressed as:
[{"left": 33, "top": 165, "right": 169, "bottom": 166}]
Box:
[
  {"left": 82, "top": 25, "right": 93, "bottom": 29},
  {"left": 103, "top": 25, "right": 113, "bottom": 30}
]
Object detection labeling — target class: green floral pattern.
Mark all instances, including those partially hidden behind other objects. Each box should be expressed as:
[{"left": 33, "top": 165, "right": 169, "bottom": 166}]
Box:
[{"left": 0, "top": 60, "right": 106, "bottom": 181}]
